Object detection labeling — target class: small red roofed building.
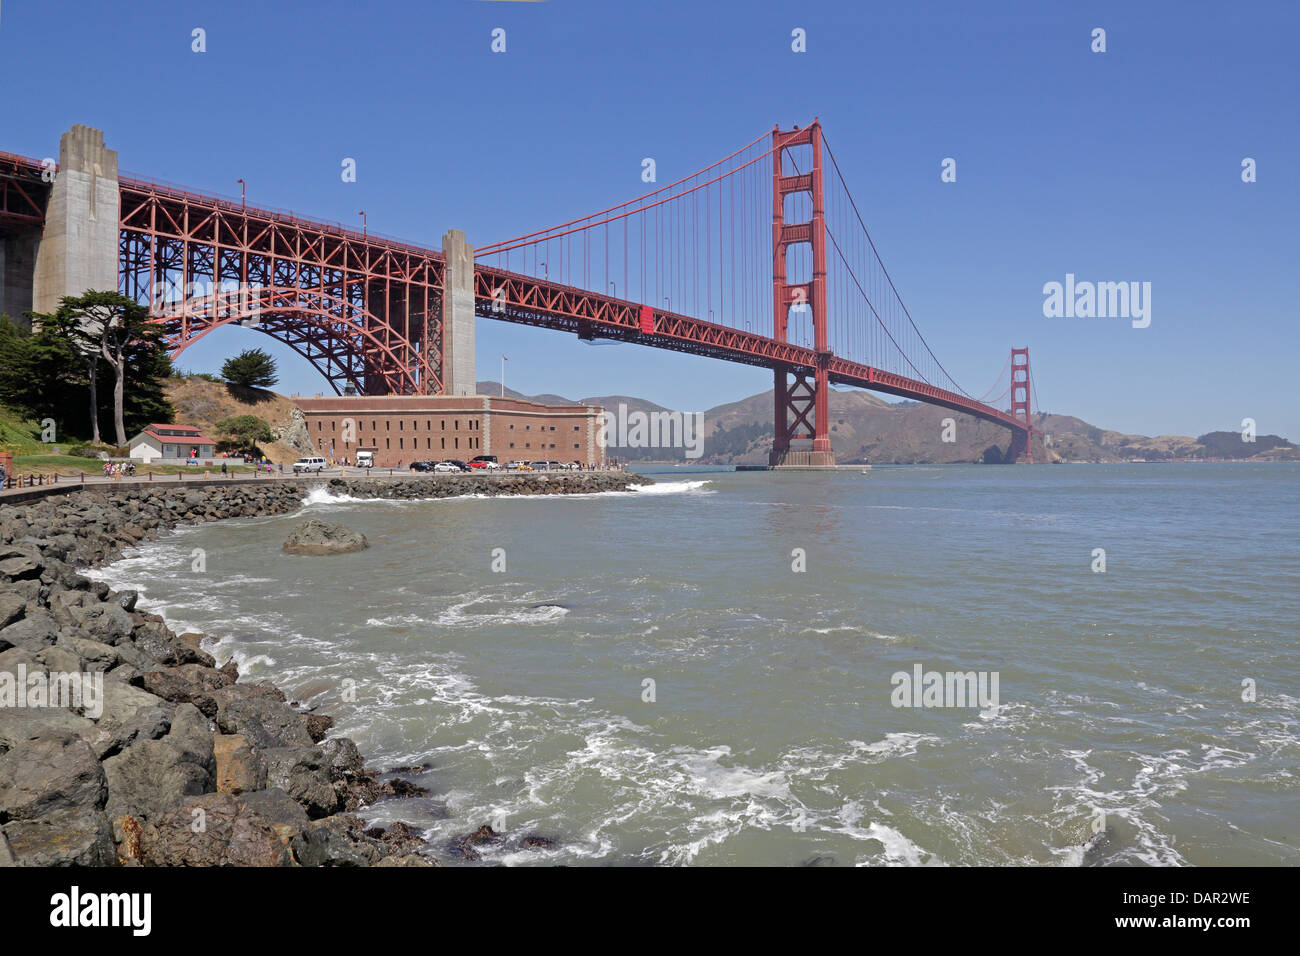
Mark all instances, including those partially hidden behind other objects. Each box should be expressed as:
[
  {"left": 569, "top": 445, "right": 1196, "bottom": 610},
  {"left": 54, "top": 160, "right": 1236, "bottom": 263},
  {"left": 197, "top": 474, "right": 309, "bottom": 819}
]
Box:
[{"left": 128, "top": 424, "right": 218, "bottom": 464}]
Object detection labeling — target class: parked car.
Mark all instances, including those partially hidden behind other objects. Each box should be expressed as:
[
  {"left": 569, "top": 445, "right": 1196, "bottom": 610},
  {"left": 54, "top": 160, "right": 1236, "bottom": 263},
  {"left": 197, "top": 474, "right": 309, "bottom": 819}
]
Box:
[
  {"left": 506, "top": 461, "right": 532, "bottom": 471},
  {"left": 292, "top": 457, "right": 327, "bottom": 474},
  {"left": 529, "top": 461, "right": 550, "bottom": 471},
  {"left": 567, "top": 461, "right": 584, "bottom": 470},
  {"left": 433, "top": 461, "right": 461, "bottom": 474},
  {"left": 355, "top": 451, "right": 374, "bottom": 468},
  {"left": 469, "top": 455, "right": 499, "bottom": 470},
  {"left": 446, "top": 459, "right": 470, "bottom": 472},
  {"left": 408, "top": 460, "right": 437, "bottom": 472}
]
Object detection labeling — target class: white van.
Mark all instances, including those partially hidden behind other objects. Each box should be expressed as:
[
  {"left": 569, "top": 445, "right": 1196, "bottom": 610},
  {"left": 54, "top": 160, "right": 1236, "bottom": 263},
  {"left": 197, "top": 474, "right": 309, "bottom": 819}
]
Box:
[
  {"left": 355, "top": 451, "right": 374, "bottom": 468},
  {"left": 292, "top": 457, "right": 327, "bottom": 474}
]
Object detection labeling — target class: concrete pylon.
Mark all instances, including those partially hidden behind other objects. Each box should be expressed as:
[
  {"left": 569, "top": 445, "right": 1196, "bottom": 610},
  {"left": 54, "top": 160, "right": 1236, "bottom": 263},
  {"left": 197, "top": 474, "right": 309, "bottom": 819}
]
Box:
[
  {"left": 441, "top": 228, "right": 476, "bottom": 396},
  {"left": 32, "top": 125, "right": 120, "bottom": 314}
]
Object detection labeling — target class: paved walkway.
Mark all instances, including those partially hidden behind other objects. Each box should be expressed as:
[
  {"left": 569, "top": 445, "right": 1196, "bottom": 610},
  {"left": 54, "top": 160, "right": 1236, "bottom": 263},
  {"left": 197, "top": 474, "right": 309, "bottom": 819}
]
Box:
[{"left": 0, "top": 466, "right": 622, "bottom": 499}]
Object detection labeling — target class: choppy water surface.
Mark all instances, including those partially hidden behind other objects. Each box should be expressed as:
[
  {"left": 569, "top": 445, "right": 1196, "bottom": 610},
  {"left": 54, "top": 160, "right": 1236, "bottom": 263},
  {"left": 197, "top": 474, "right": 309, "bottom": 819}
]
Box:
[{"left": 90, "top": 464, "right": 1300, "bottom": 866}]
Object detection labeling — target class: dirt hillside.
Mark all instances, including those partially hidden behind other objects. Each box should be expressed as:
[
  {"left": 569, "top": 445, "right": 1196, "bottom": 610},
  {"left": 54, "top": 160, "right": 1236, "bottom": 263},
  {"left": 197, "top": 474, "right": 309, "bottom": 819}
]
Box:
[{"left": 164, "top": 377, "right": 312, "bottom": 464}]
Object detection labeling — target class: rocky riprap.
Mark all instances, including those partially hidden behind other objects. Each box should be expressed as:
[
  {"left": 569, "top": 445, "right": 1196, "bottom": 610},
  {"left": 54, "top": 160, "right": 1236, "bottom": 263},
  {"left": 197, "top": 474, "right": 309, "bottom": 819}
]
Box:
[{"left": 0, "top": 471, "right": 639, "bottom": 866}]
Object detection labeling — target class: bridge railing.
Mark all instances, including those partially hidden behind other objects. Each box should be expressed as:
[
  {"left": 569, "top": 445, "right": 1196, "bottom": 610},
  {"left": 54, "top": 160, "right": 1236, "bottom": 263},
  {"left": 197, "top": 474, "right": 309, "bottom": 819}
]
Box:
[
  {"left": 117, "top": 170, "right": 443, "bottom": 262},
  {"left": 0, "top": 150, "right": 47, "bottom": 175}
]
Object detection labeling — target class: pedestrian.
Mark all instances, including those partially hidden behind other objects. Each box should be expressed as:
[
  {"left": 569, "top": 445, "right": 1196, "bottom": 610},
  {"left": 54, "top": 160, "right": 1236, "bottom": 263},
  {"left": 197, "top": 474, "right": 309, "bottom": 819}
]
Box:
[{"left": 221, "top": 461, "right": 227, "bottom": 475}]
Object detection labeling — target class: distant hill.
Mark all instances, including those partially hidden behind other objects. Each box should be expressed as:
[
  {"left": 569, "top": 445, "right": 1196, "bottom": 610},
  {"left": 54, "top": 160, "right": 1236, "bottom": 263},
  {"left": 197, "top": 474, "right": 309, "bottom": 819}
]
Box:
[
  {"left": 152, "top": 377, "right": 1295, "bottom": 467},
  {"left": 478, "top": 380, "right": 1297, "bottom": 465}
]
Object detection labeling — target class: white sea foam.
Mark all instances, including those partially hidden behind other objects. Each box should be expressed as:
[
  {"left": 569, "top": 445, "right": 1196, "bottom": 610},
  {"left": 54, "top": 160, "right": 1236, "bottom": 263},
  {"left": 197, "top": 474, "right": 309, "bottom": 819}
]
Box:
[
  {"left": 851, "top": 732, "right": 940, "bottom": 761},
  {"left": 297, "top": 478, "right": 711, "bottom": 510},
  {"left": 626, "top": 479, "right": 712, "bottom": 495},
  {"left": 857, "top": 822, "right": 943, "bottom": 866}
]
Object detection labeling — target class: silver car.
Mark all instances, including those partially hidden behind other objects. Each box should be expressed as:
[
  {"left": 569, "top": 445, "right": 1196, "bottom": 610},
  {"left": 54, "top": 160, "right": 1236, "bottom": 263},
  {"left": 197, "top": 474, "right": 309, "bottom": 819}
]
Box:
[{"left": 292, "top": 457, "right": 327, "bottom": 474}]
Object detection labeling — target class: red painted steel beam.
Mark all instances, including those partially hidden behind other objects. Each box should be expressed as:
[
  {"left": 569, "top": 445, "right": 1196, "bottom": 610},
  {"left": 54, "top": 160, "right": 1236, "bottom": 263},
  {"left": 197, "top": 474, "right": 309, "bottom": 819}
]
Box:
[{"left": 0, "top": 153, "right": 49, "bottom": 229}]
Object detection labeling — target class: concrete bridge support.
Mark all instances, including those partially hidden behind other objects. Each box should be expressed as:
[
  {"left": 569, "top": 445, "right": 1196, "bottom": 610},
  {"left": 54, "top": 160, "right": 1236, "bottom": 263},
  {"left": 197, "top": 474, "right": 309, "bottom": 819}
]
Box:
[
  {"left": 441, "top": 228, "right": 476, "bottom": 396},
  {"left": 32, "top": 125, "right": 119, "bottom": 315}
]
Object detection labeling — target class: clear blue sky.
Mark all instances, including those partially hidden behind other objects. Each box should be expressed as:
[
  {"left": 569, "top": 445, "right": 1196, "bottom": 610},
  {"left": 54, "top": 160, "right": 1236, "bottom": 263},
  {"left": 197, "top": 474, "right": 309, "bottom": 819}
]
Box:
[{"left": 3, "top": 0, "right": 1296, "bottom": 438}]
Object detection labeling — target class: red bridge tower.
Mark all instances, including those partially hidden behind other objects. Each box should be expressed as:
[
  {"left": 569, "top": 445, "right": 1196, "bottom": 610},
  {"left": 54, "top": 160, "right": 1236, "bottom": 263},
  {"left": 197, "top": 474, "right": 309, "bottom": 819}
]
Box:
[
  {"left": 770, "top": 120, "right": 834, "bottom": 468},
  {"left": 1008, "top": 347, "right": 1033, "bottom": 463}
]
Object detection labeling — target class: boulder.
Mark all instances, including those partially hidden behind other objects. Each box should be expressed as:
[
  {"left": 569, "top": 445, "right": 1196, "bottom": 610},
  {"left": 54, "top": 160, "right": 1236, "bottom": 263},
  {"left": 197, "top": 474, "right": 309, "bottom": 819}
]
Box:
[
  {"left": 56, "top": 633, "right": 138, "bottom": 673},
  {"left": 0, "top": 591, "right": 25, "bottom": 629},
  {"left": 366, "top": 820, "right": 425, "bottom": 857},
  {"left": 138, "top": 793, "right": 293, "bottom": 867},
  {"left": 0, "top": 730, "right": 107, "bottom": 820},
  {"left": 303, "top": 713, "right": 334, "bottom": 742},
  {"left": 262, "top": 746, "right": 339, "bottom": 818},
  {"left": 139, "top": 668, "right": 218, "bottom": 718},
  {"left": 237, "top": 788, "right": 311, "bottom": 847},
  {"left": 0, "top": 547, "right": 42, "bottom": 581},
  {"left": 0, "top": 705, "right": 96, "bottom": 753},
  {"left": 211, "top": 684, "right": 313, "bottom": 749},
  {"left": 320, "top": 736, "right": 365, "bottom": 776},
  {"left": 0, "top": 612, "right": 59, "bottom": 652},
  {"left": 34, "top": 643, "right": 83, "bottom": 675},
  {"left": 291, "top": 814, "right": 383, "bottom": 867},
  {"left": 70, "top": 603, "right": 134, "bottom": 646},
  {"left": 282, "top": 519, "right": 368, "bottom": 556},
  {"left": 1, "top": 807, "right": 116, "bottom": 866},
  {"left": 214, "top": 734, "right": 267, "bottom": 795},
  {"left": 91, "top": 681, "right": 166, "bottom": 728},
  {"left": 102, "top": 704, "right": 215, "bottom": 822},
  {"left": 78, "top": 701, "right": 171, "bottom": 761},
  {"left": 450, "top": 823, "right": 501, "bottom": 862},
  {"left": 131, "top": 620, "right": 209, "bottom": 665}
]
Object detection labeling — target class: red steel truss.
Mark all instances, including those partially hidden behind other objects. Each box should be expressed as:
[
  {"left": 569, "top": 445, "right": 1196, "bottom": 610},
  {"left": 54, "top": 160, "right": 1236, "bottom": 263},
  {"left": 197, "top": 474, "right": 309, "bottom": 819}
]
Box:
[
  {"left": 117, "top": 176, "right": 444, "bottom": 395},
  {"left": 0, "top": 152, "right": 48, "bottom": 230}
]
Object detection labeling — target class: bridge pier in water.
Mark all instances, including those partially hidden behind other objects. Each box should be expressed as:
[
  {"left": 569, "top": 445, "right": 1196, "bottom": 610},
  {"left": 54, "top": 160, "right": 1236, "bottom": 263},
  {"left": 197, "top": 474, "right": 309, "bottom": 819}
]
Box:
[{"left": 769, "top": 366, "right": 835, "bottom": 468}]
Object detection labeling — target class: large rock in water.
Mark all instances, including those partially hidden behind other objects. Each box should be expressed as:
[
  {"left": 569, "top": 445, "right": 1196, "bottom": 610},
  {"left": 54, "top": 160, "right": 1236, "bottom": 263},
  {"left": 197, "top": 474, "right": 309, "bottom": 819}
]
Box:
[{"left": 281, "top": 519, "right": 368, "bottom": 556}]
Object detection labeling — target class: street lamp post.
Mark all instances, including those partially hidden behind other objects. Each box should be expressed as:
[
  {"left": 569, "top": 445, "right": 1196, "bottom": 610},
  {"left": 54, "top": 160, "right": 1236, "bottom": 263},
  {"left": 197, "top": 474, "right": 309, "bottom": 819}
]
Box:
[{"left": 237, "top": 179, "right": 245, "bottom": 211}]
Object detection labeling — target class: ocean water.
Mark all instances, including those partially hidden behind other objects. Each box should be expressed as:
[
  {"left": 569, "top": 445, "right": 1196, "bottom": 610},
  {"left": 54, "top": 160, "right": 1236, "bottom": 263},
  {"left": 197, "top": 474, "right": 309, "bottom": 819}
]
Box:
[{"left": 89, "top": 464, "right": 1300, "bottom": 866}]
